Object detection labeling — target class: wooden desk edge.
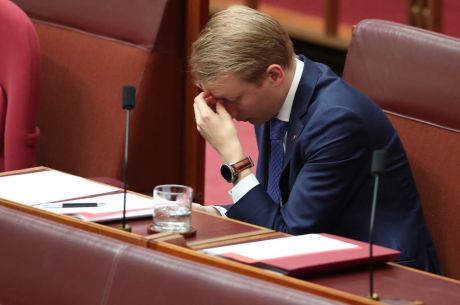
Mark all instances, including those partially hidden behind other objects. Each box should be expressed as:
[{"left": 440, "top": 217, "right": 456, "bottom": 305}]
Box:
[
  {"left": 0, "top": 198, "right": 147, "bottom": 247},
  {"left": 388, "top": 262, "right": 460, "bottom": 285},
  {"left": 187, "top": 227, "right": 274, "bottom": 249},
  {"left": 0, "top": 166, "right": 48, "bottom": 177}
]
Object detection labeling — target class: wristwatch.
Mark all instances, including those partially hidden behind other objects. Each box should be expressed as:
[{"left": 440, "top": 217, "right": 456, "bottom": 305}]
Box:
[{"left": 220, "top": 156, "right": 254, "bottom": 183}]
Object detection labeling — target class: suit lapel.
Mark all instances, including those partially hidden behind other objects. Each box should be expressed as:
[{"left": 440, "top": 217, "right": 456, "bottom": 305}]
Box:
[{"left": 283, "top": 56, "right": 320, "bottom": 168}]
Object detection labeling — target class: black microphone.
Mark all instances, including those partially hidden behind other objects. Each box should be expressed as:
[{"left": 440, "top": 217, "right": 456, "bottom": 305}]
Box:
[
  {"left": 122, "top": 86, "right": 135, "bottom": 110},
  {"left": 117, "top": 85, "right": 136, "bottom": 232},
  {"left": 368, "top": 149, "right": 387, "bottom": 301}
]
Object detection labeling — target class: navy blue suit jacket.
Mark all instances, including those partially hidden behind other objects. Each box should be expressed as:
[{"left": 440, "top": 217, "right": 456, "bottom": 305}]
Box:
[{"left": 226, "top": 56, "right": 440, "bottom": 273}]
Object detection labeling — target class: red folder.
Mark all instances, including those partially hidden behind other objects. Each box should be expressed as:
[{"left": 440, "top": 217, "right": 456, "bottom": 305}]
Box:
[{"left": 205, "top": 233, "right": 400, "bottom": 276}]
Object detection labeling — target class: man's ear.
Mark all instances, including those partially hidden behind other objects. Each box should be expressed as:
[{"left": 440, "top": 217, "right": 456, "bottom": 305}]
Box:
[{"left": 266, "top": 64, "right": 285, "bottom": 85}]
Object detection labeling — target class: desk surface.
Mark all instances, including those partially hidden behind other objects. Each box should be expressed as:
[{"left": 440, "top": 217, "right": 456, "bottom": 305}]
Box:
[
  {"left": 106, "top": 210, "right": 273, "bottom": 247},
  {"left": 308, "top": 263, "right": 460, "bottom": 304}
]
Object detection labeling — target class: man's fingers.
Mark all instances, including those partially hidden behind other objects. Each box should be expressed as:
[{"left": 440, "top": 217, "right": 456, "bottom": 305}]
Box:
[
  {"left": 215, "top": 101, "right": 232, "bottom": 119},
  {"left": 193, "top": 101, "right": 201, "bottom": 119},
  {"left": 193, "top": 103, "right": 205, "bottom": 135},
  {"left": 194, "top": 94, "right": 215, "bottom": 124},
  {"left": 195, "top": 94, "right": 214, "bottom": 114}
]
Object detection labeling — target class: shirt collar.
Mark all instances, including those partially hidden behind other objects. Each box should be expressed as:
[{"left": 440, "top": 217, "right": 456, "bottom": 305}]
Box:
[{"left": 276, "top": 58, "right": 304, "bottom": 122}]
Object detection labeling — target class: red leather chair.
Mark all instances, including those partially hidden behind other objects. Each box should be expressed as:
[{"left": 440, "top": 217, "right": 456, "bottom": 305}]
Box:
[
  {"left": 343, "top": 19, "right": 460, "bottom": 279},
  {"left": 11, "top": 0, "right": 185, "bottom": 193},
  {"left": 0, "top": 0, "right": 40, "bottom": 172}
]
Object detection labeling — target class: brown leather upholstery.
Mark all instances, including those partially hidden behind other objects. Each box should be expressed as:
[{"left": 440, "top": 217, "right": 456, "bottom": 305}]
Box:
[
  {"left": 343, "top": 19, "right": 460, "bottom": 279},
  {"left": 11, "top": 0, "right": 185, "bottom": 193},
  {"left": 0, "top": 205, "right": 345, "bottom": 305}
]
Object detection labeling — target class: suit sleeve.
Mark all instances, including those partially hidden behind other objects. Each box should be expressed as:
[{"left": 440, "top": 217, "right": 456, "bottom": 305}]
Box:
[{"left": 226, "top": 106, "right": 371, "bottom": 235}]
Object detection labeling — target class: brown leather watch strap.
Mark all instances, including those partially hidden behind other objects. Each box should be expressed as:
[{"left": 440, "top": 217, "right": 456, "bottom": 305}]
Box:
[{"left": 231, "top": 156, "right": 253, "bottom": 173}]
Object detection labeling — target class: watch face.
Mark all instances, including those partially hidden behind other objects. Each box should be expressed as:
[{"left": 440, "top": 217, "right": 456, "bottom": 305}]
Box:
[{"left": 220, "top": 164, "right": 234, "bottom": 182}]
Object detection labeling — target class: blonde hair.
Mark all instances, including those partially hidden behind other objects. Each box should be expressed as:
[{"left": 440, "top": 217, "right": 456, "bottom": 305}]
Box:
[{"left": 190, "top": 5, "right": 295, "bottom": 85}]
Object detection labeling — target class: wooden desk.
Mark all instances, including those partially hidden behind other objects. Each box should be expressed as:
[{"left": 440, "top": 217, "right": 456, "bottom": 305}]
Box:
[{"left": 2, "top": 167, "right": 460, "bottom": 305}]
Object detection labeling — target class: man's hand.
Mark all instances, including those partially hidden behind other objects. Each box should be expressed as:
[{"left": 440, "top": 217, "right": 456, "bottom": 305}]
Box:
[
  {"left": 193, "top": 92, "right": 245, "bottom": 163},
  {"left": 192, "top": 203, "right": 221, "bottom": 216}
]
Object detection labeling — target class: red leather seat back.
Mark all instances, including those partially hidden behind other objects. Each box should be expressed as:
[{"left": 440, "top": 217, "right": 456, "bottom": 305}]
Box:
[
  {"left": 0, "top": 0, "right": 40, "bottom": 171},
  {"left": 343, "top": 19, "right": 460, "bottom": 279},
  {"left": 0, "top": 204, "right": 346, "bottom": 305},
  {"left": 12, "top": 0, "right": 185, "bottom": 192},
  {"left": 0, "top": 205, "right": 129, "bottom": 304},
  {"left": 109, "top": 245, "right": 345, "bottom": 305}
]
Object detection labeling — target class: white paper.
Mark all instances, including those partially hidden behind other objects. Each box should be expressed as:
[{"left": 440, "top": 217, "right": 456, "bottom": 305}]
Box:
[
  {"left": 0, "top": 170, "right": 118, "bottom": 205},
  {"left": 35, "top": 192, "right": 153, "bottom": 222},
  {"left": 203, "top": 234, "right": 358, "bottom": 260}
]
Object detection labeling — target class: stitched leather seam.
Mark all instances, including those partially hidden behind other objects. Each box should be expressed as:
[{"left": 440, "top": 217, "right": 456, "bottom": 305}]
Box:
[{"left": 99, "top": 244, "right": 130, "bottom": 305}]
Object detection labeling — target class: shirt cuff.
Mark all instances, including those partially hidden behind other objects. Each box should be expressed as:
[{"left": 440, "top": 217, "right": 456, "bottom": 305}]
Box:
[
  {"left": 229, "top": 173, "right": 260, "bottom": 203},
  {"left": 212, "top": 205, "right": 228, "bottom": 217}
]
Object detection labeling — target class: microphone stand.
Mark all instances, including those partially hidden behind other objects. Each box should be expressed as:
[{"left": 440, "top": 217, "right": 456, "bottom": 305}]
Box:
[
  {"left": 117, "top": 86, "right": 135, "bottom": 232},
  {"left": 367, "top": 150, "right": 426, "bottom": 305},
  {"left": 368, "top": 149, "right": 387, "bottom": 301}
]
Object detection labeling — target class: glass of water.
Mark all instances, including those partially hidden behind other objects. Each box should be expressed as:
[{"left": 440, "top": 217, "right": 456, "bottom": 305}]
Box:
[{"left": 152, "top": 184, "right": 193, "bottom": 233}]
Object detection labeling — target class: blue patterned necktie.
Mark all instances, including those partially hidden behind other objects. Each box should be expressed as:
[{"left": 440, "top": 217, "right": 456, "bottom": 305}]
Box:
[{"left": 267, "top": 118, "right": 289, "bottom": 204}]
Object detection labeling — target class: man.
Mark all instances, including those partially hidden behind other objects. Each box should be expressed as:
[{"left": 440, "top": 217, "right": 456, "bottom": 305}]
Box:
[{"left": 191, "top": 5, "right": 440, "bottom": 273}]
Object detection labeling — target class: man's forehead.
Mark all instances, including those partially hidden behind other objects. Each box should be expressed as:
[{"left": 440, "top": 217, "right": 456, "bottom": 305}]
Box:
[{"left": 201, "top": 75, "right": 244, "bottom": 96}]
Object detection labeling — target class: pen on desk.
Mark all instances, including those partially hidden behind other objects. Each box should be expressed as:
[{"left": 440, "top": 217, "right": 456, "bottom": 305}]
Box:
[{"left": 39, "top": 202, "right": 105, "bottom": 208}]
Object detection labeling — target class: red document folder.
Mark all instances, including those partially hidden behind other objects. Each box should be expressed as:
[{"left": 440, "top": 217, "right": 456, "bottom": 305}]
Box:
[{"left": 203, "top": 233, "right": 400, "bottom": 276}]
